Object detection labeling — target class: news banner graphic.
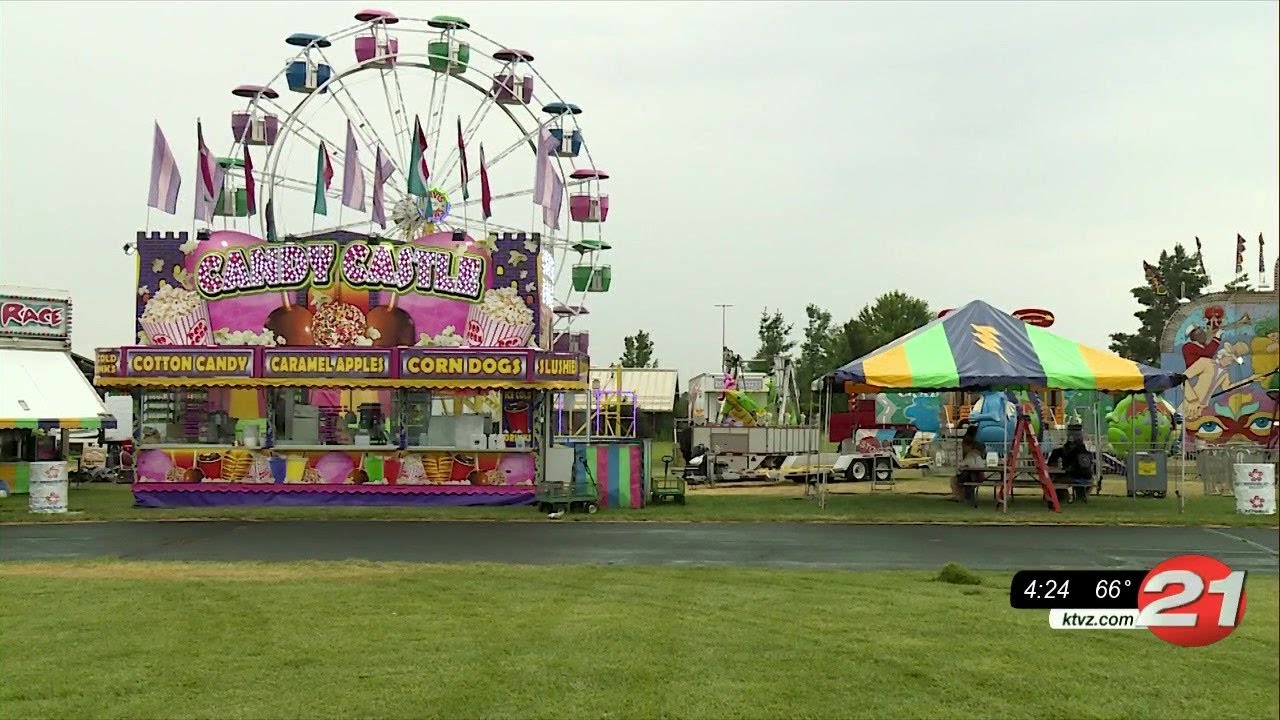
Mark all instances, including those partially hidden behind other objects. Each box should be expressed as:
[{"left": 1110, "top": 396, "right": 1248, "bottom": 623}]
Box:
[{"left": 1010, "top": 555, "right": 1248, "bottom": 647}]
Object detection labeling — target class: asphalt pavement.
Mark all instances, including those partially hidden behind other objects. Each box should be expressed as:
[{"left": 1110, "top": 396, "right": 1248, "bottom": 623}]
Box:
[{"left": 2, "top": 521, "right": 1276, "bottom": 572}]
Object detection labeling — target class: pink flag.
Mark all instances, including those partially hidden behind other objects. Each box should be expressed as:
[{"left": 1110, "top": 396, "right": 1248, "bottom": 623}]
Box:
[
  {"left": 193, "top": 120, "right": 224, "bottom": 223},
  {"left": 242, "top": 143, "right": 256, "bottom": 216},
  {"left": 342, "top": 120, "right": 366, "bottom": 211},
  {"left": 372, "top": 144, "right": 394, "bottom": 229},
  {"left": 148, "top": 122, "right": 181, "bottom": 214},
  {"left": 479, "top": 142, "right": 492, "bottom": 219}
]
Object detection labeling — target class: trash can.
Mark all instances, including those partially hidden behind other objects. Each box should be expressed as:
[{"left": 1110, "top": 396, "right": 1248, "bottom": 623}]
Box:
[{"left": 1127, "top": 451, "right": 1167, "bottom": 498}]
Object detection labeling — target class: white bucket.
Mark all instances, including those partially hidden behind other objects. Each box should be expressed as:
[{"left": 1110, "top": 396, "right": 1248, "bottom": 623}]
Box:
[
  {"left": 28, "top": 461, "right": 69, "bottom": 514},
  {"left": 1232, "top": 463, "right": 1276, "bottom": 515}
]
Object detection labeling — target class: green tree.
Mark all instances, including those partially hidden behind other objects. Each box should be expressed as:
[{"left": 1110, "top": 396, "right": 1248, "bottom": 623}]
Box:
[
  {"left": 854, "top": 291, "right": 934, "bottom": 348},
  {"left": 1109, "top": 243, "right": 1209, "bottom": 366},
  {"left": 750, "top": 308, "right": 796, "bottom": 373},
  {"left": 619, "top": 330, "right": 658, "bottom": 368},
  {"left": 797, "top": 304, "right": 839, "bottom": 406}
]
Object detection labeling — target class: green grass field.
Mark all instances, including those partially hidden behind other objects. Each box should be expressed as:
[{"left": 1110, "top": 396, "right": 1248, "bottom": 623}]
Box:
[
  {"left": 3, "top": 481, "right": 1276, "bottom": 527},
  {"left": 0, "top": 562, "right": 1275, "bottom": 719}
]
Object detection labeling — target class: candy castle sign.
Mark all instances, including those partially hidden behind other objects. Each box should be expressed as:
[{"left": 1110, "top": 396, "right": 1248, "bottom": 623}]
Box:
[
  {"left": 133, "top": 230, "right": 548, "bottom": 350},
  {"left": 0, "top": 287, "right": 72, "bottom": 344}
]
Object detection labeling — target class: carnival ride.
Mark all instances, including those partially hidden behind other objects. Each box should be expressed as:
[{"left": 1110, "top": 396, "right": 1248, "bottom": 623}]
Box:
[
  {"left": 681, "top": 348, "right": 820, "bottom": 483},
  {"left": 209, "top": 10, "right": 613, "bottom": 348}
]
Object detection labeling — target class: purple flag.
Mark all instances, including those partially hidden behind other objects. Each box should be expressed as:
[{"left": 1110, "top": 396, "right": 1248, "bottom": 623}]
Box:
[
  {"left": 533, "top": 126, "right": 560, "bottom": 212},
  {"left": 193, "top": 120, "right": 224, "bottom": 223},
  {"left": 342, "top": 120, "right": 366, "bottom": 212},
  {"left": 543, "top": 170, "right": 563, "bottom": 230},
  {"left": 148, "top": 122, "right": 181, "bottom": 214},
  {"left": 372, "top": 144, "right": 394, "bottom": 229}
]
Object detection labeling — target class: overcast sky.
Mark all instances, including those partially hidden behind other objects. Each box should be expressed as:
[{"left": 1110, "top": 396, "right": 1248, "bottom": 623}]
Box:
[{"left": 1, "top": 1, "right": 1276, "bottom": 379}]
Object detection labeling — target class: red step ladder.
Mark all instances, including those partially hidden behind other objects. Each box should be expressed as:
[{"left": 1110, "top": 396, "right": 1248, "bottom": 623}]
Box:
[{"left": 998, "top": 414, "right": 1061, "bottom": 513}]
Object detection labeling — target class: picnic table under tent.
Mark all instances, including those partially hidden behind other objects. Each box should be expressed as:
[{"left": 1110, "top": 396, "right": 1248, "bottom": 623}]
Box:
[{"left": 822, "top": 300, "right": 1187, "bottom": 512}]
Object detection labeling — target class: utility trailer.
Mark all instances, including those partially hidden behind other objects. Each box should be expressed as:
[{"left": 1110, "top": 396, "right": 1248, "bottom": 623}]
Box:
[{"left": 683, "top": 424, "right": 822, "bottom": 482}]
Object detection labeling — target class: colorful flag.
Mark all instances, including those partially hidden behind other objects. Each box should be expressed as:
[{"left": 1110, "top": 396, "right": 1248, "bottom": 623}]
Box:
[
  {"left": 314, "top": 142, "right": 334, "bottom": 215},
  {"left": 1143, "top": 260, "right": 1166, "bottom": 294},
  {"left": 456, "top": 117, "right": 470, "bottom": 200},
  {"left": 479, "top": 142, "right": 492, "bottom": 219},
  {"left": 242, "top": 143, "right": 256, "bottom": 216},
  {"left": 372, "top": 144, "right": 394, "bottom": 229},
  {"left": 1235, "top": 233, "right": 1246, "bottom": 275},
  {"left": 193, "top": 120, "right": 223, "bottom": 223},
  {"left": 342, "top": 120, "right": 366, "bottom": 211},
  {"left": 408, "top": 116, "right": 431, "bottom": 197},
  {"left": 148, "top": 122, "right": 181, "bottom": 214}
]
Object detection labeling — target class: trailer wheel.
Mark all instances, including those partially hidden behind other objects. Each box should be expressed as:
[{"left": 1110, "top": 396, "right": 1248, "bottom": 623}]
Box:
[
  {"left": 873, "top": 459, "right": 892, "bottom": 482},
  {"left": 849, "top": 460, "right": 869, "bottom": 482}
]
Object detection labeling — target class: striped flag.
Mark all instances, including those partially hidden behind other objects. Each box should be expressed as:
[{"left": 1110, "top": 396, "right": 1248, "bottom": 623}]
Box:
[
  {"left": 408, "top": 116, "right": 430, "bottom": 196},
  {"left": 342, "top": 120, "right": 366, "bottom": 211},
  {"left": 456, "top": 116, "right": 470, "bottom": 200},
  {"left": 479, "top": 142, "right": 492, "bottom": 219},
  {"left": 314, "top": 142, "right": 334, "bottom": 215},
  {"left": 242, "top": 143, "right": 256, "bottom": 216},
  {"left": 193, "top": 120, "right": 223, "bottom": 223},
  {"left": 372, "top": 144, "right": 394, "bottom": 229},
  {"left": 148, "top": 122, "right": 181, "bottom": 214}
]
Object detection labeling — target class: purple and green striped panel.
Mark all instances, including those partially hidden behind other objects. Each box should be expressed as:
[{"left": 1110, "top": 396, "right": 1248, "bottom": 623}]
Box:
[
  {"left": 0, "top": 463, "right": 32, "bottom": 494},
  {"left": 572, "top": 442, "right": 644, "bottom": 509}
]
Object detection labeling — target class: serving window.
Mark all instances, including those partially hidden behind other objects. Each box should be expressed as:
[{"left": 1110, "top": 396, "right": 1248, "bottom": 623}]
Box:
[{"left": 138, "top": 388, "right": 259, "bottom": 446}]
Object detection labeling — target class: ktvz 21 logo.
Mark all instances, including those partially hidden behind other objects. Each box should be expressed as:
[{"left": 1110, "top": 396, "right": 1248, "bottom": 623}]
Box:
[{"left": 1137, "top": 555, "right": 1248, "bottom": 647}]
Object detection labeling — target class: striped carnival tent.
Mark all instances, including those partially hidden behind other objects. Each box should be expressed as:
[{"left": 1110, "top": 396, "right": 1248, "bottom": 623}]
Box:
[{"left": 831, "top": 300, "right": 1185, "bottom": 394}]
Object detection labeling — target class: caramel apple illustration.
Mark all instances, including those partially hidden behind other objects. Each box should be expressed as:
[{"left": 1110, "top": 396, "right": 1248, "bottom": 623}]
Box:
[
  {"left": 265, "top": 293, "right": 314, "bottom": 346},
  {"left": 365, "top": 294, "right": 415, "bottom": 347}
]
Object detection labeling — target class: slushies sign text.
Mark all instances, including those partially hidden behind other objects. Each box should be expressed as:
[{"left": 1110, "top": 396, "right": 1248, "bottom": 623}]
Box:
[{"left": 194, "top": 241, "right": 488, "bottom": 302}]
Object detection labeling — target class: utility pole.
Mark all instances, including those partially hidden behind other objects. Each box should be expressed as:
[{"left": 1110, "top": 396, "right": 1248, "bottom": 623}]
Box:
[{"left": 713, "top": 303, "right": 733, "bottom": 370}]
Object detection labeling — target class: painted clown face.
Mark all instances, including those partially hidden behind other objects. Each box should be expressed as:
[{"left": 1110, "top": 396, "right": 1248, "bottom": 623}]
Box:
[{"left": 1187, "top": 389, "right": 1276, "bottom": 445}]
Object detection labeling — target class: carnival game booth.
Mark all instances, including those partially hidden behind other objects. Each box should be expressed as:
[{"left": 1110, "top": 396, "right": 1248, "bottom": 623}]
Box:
[
  {"left": 1, "top": 287, "right": 116, "bottom": 497},
  {"left": 96, "top": 230, "right": 588, "bottom": 508},
  {"left": 822, "top": 300, "right": 1186, "bottom": 512}
]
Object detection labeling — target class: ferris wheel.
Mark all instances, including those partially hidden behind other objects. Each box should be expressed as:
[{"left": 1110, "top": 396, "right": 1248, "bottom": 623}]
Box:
[{"left": 210, "top": 9, "right": 612, "bottom": 338}]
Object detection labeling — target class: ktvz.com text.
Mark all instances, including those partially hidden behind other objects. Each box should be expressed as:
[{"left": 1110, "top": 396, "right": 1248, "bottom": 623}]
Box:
[{"left": 1049, "top": 609, "right": 1142, "bottom": 630}]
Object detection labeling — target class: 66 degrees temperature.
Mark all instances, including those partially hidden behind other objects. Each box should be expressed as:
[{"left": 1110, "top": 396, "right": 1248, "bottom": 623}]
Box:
[{"left": 1051, "top": 555, "right": 1250, "bottom": 647}]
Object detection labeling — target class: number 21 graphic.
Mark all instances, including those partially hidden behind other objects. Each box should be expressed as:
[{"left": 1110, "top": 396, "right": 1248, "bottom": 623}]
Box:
[{"left": 1137, "top": 555, "right": 1248, "bottom": 647}]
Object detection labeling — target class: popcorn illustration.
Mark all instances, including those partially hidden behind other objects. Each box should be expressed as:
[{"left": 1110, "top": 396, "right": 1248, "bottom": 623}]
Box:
[
  {"left": 464, "top": 286, "right": 535, "bottom": 348},
  {"left": 213, "top": 327, "right": 284, "bottom": 346},
  {"left": 140, "top": 282, "right": 213, "bottom": 346}
]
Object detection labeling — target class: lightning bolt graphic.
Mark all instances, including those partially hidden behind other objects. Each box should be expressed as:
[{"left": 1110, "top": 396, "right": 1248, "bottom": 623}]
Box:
[{"left": 971, "top": 324, "right": 1008, "bottom": 363}]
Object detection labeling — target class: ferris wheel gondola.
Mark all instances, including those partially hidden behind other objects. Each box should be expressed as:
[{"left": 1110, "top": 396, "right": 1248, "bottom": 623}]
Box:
[{"left": 209, "top": 9, "right": 612, "bottom": 343}]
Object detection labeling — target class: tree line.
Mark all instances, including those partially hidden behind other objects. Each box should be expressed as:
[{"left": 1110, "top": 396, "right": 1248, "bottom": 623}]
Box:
[
  {"left": 613, "top": 238, "right": 1259, "bottom": 419},
  {"left": 618, "top": 291, "right": 935, "bottom": 407}
]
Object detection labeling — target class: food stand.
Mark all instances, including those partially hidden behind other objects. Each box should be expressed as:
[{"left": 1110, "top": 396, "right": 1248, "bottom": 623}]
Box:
[
  {"left": 1, "top": 286, "right": 117, "bottom": 498},
  {"left": 94, "top": 229, "right": 589, "bottom": 507}
]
